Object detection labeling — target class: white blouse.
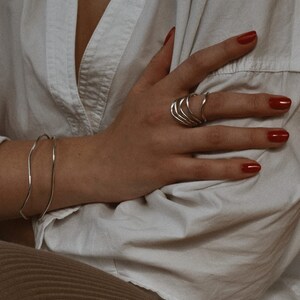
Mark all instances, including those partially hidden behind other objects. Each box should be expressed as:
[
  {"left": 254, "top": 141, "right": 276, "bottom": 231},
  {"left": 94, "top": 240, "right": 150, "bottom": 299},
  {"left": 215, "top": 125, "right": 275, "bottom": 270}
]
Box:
[{"left": 0, "top": 0, "right": 299, "bottom": 299}]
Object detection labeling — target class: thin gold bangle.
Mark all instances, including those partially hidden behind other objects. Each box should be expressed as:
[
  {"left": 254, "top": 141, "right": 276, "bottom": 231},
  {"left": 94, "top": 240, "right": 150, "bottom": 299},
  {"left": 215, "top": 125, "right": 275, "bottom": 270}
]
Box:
[{"left": 20, "top": 134, "right": 51, "bottom": 220}]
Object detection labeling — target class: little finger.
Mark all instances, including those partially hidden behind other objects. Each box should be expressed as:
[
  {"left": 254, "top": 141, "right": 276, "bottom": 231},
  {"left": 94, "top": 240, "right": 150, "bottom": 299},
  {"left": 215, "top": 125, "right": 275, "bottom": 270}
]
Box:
[{"left": 176, "top": 157, "right": 261, "bottom": 181}]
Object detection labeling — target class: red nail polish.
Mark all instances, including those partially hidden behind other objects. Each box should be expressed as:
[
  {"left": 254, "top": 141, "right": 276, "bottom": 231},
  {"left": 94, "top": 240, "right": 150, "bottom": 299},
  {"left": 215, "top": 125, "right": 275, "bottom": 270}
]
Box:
[
  {"left": 237, "top": 31, "right": 257, "bottom": 45},
  {"left": 241, "top": 163, "right": 261, "bottom": 173},
  {"left": 267, "top": 130, "right": 289, "bottom": 143},
  {"left": 164, "top": 27, "right": 175, "bottom": 46},
  {"left": 269, "top": 97, "right": 292, "bottom": 110}
]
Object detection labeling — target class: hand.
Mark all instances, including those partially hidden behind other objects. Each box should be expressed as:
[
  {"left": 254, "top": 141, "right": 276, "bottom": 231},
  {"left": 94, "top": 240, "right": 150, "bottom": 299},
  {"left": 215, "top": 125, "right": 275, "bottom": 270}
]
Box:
[{"left": 90, "top": 30, "right": 291, "bottom": 202}]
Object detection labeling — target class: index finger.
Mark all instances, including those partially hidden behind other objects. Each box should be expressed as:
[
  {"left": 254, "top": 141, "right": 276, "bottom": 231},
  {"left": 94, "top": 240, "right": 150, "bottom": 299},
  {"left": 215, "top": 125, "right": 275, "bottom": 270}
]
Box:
[{"left": 158, "top": 31, "right": 257, "bottom": 97}]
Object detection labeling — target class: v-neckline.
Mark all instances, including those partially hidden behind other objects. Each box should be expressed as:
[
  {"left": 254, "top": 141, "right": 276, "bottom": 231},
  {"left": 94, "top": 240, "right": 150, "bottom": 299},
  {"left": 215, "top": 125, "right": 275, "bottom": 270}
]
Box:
[{"left": 46, "top": 0, "right": 146, "bottom": 134}]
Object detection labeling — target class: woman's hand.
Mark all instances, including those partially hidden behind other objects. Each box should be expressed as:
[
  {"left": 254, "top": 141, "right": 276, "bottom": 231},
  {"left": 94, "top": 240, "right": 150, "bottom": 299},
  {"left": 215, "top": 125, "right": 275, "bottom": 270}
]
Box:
[
  {"left": 0, "top": 30, "right": 291, "bottom": 220},
  {"left": 89, "top": 30, "right": 291, "bottom": 202}
]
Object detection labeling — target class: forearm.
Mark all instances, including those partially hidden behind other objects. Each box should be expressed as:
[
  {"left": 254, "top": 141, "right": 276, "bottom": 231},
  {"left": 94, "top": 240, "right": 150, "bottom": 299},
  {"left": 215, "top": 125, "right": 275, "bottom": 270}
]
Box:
[{"left": 0, "top": 135, "right": 100, "bottom": 220}]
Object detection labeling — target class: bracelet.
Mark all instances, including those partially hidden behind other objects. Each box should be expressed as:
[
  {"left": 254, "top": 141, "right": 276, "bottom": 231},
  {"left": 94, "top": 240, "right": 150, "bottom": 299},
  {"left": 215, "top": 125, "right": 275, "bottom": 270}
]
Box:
[
  {"left": 20, "top": 134, "right": 51, "bottom": 220},
  {"left": 39, "top": 136, "right": 57, "bottom": 220}
]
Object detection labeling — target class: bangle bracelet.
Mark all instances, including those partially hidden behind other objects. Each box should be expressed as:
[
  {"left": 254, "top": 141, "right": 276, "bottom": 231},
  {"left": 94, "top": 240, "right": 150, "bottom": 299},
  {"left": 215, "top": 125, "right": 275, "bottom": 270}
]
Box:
[
  {"left": 20, "top": 134, "right": 51, "bottom": 220},
  {"left": 39, "top": 136, "right": 57, "bottom": 220}
]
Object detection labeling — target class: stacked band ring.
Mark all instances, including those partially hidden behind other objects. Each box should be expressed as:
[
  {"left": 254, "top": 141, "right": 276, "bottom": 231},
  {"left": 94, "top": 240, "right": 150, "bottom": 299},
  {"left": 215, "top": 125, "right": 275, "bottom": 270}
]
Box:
[{"left": 170, "top": 92, "right": 209, "bottom": 127}]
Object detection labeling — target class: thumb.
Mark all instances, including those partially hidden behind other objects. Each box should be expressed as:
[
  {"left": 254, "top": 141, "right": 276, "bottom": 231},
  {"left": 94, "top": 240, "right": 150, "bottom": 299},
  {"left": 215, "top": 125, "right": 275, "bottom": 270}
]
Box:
[{"left": 135, "top": 27, "right": 175, "bottom": 91}]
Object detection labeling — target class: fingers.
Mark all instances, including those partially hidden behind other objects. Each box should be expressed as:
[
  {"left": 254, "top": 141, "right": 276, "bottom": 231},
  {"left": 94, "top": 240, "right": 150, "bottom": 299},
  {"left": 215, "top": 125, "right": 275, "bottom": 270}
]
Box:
[
  {"left": 175, "top": 157, "right": 261, "bottom": 181},
  {"left": 134, "top": 27, "right": 175, "bottom": 92},
  {"left": 186, "top": 92, "right": 292, "bottom": 122},
  {"left": 159, "top": 31, "right": 257, "bottom": 96},
  {"left": 177, "top": 126, "right": 289, "bottom": 153}
]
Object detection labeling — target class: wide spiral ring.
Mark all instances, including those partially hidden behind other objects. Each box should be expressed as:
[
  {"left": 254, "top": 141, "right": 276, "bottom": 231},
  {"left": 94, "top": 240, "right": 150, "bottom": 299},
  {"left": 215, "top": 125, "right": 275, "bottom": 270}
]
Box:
[{"left": 170, "top": 92, "right": 209, "bottom": 127}]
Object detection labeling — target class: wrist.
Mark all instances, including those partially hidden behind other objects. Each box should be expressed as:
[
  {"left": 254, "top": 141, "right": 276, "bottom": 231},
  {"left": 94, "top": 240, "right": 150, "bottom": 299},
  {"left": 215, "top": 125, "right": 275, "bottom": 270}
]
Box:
[{"left": 52, "top": 135, "right": 98, "bottom": 208}]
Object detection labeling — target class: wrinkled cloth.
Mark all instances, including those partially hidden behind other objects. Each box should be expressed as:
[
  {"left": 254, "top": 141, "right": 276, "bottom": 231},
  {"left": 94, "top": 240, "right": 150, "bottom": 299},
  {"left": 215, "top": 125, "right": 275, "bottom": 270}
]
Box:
[{"left": 0, "top": 0, "right": 299, "bottom": 299}]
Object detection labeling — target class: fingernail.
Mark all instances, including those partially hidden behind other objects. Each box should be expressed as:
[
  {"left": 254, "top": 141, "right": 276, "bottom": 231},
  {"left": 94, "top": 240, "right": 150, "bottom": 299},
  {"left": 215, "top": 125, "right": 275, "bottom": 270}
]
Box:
[
  {"left": 269, "top": 97, "right": 292, "bottom": 110},
  {"left": 267, "top": 130, "right": 289, "bottom": 143},
  {"left": 241, "top": 163, "right": 261, "bottom": 173},
  {"left": 237, "top": 31, "right": 257, "bottom": 45},
  {"left": 164, "top": 27, "right": 175, "bottom": 46}
]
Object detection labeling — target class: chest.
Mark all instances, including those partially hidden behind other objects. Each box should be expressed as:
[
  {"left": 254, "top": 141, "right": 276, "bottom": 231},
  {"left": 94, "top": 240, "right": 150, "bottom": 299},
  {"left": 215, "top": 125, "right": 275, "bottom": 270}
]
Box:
[
  {"left": 75, "top": 0, "right": 110, "bottom": 81},
  {"left": 34, "top": 0, "right": 150, "bottom": 136},
  {"left": 2, "top": 0, "right": 167, "bottom": 138}
]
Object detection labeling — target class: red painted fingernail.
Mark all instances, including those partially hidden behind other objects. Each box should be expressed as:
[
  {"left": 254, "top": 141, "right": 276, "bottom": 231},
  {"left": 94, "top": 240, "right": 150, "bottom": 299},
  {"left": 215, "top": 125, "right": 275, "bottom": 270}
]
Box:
[
  {"left": 237, "top": 31, "right": 257, "bottom": 45},
  {"left": 163, "top": 27, "right": 175, "bottom": 46},
  {"left": 241, "top": 163, "right": 261, "bottom": 173},
  {"left": 267, "top": 130, "right": 289, "bottom": 143},
  {"left": 269, "top": 97, "right": 292, "bottom": 110}
]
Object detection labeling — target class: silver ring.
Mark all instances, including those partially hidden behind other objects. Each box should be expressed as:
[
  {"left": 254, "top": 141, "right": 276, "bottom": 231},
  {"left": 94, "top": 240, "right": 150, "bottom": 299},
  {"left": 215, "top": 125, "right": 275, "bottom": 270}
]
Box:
[
  {"left": 170, "top": 92, "right": 209, "bottom": 127},
  {"left": 200, "top": 92, "right": 209, "bottom": 123}
]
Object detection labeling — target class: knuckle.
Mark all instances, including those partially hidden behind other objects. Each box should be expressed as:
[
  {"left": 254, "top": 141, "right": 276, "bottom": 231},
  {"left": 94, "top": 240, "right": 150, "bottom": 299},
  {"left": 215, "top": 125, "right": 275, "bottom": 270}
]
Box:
[
  {"left": 149, "top": 131, "right": 170, "bottom": 154},
  {"left": 248, "top": 93, "right": 262, "bottom": 113},
  {"left": 189, "top": 52, "right": 210, "bottom": 72},
  {"left": 248, "top": 129, "right": 258, "bottom": 145},
  {"left": 192, "top": 161, "right": 210, "bottom": 179},
  {"left": 221, "top": 160, "right": 233, "bottom": 178},
  {"left": 219, "top": 40, "right": 232, "bottom": 60},
  {"left": 142, "top": 104, "right": 165, "bottom": 127},
  {"left": 210, "top": 92, "right": 225, "bottom": 113},
  {"left": 163, "top": 158, "right": 181, "bottom": 182},
  {"left": 207, "top": 126, "right": 224, "bottom": 146}
]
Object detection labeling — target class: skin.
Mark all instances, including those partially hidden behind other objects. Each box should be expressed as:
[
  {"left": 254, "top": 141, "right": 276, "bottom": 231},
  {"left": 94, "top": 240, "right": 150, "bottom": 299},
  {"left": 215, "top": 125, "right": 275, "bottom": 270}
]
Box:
[
  {"left": 75, "top": 0, "right": 111, "bottom": 81},
  {"left": 0, "top": 1, "right": 291, "bottom": 247}
]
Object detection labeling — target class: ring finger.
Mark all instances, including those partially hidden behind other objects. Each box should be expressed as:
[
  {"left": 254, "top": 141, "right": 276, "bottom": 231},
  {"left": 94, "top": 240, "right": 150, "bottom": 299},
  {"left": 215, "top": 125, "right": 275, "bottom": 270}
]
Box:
[
  {"left": 179, "top": 92, "right": 291, "bottom": 124},
  {"left": 177, "top": 125, "right": 289, "bottom": 153}
]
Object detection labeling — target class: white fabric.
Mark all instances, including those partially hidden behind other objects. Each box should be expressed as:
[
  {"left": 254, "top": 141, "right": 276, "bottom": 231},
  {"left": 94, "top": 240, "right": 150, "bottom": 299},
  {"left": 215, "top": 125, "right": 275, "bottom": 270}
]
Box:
[{"left": 0, "top": 0, "right": 299, "bottom": 299}]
